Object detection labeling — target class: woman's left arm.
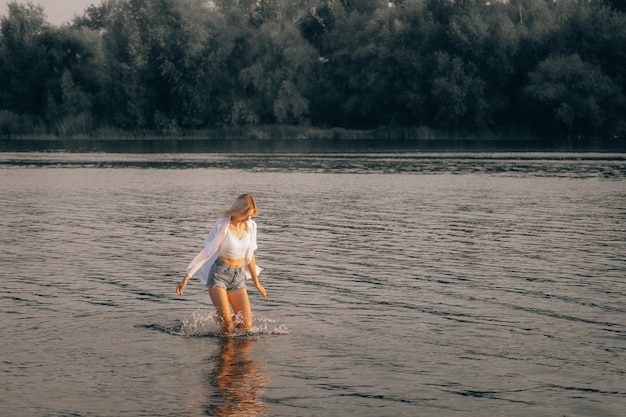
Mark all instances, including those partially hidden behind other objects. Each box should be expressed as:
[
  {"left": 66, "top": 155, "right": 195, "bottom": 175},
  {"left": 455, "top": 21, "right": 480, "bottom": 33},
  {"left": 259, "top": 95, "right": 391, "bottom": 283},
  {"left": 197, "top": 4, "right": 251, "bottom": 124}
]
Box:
[{"left": 247, "top": 254, "right": 266, "bottom": 299}]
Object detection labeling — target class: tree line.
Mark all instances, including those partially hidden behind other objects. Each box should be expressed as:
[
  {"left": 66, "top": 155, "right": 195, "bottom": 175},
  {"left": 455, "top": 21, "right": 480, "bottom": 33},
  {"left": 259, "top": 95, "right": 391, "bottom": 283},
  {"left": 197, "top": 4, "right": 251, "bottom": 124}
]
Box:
[{"left": 0, "top": 0, "right": 625, "bottom": 139}]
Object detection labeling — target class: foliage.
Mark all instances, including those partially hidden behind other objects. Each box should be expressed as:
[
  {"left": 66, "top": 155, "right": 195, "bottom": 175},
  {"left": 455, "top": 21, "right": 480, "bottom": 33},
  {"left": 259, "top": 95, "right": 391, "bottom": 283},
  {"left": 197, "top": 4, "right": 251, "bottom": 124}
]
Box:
[
  {"left": 0, "top": 1, "right": 49, "bottom": 115},
  {"left": 523, "top": 54, "right": 625, "bottom": 137},
  {"left": 0, "top": 0, "right": 624, "bottom": 138}
]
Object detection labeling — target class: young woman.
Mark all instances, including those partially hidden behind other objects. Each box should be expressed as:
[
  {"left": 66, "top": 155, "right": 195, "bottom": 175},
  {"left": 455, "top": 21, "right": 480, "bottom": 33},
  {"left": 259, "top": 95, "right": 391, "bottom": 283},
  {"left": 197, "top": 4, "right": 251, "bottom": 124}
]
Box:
[{"left": 176, "top": 194, "right": 266, "bottom": 333}]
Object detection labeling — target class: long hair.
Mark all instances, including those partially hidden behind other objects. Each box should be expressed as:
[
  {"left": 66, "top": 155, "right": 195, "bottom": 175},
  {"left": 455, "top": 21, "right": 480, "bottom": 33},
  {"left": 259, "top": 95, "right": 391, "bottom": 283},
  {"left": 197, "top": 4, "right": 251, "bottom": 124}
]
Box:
[{"left": 224, "top": 194, "right": 258, "bottom": 218}]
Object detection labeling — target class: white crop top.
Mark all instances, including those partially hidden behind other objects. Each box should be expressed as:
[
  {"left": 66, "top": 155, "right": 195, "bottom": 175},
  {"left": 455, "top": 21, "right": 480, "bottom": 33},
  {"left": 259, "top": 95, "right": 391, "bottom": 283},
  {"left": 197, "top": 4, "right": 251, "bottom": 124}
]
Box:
[{"left": 219, "top": 228, "right": 251, "bottom": 259}]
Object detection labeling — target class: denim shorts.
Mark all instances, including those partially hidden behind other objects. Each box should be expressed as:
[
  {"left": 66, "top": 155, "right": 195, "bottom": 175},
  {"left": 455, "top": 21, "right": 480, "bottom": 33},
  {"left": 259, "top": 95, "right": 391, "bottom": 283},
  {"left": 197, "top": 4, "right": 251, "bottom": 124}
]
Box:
[{"left": 206, "top": 258, "right": 247, "bottom": 291}]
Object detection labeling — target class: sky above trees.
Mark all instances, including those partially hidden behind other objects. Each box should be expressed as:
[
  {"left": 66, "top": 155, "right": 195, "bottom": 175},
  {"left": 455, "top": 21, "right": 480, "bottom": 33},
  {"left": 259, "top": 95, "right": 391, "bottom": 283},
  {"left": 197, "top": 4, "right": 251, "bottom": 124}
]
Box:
[{"left": 0, "top": 0, "right": 95, "bottom": 25}]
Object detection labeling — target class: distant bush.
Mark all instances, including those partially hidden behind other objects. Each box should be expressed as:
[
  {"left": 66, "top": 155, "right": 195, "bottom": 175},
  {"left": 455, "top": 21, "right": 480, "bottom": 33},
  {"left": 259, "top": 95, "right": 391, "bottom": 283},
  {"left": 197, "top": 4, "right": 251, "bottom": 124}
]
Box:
[
  {"left": 55, "top": 113, "right": 95, "bottom": 138},
  {"left": 0, "top": 111, "right": 46, "bottom": 137}
]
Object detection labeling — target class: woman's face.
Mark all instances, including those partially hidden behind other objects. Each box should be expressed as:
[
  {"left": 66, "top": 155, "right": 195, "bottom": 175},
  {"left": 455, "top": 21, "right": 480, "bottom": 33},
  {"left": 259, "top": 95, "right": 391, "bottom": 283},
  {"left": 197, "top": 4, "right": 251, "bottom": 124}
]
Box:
[{"left": 232, "top": 211, "right": 253, "bottom": 224}]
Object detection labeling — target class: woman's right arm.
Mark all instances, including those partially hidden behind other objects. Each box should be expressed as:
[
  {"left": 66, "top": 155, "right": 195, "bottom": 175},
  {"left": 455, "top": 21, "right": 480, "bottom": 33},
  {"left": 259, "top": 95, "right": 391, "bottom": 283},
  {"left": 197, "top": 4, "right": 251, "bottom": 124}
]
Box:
[
  {"left": 177, "top": 218, "right": 227, "bottom": 296},
  {"left": 176, "top": 274, "right": 190, "bottom": 296}
]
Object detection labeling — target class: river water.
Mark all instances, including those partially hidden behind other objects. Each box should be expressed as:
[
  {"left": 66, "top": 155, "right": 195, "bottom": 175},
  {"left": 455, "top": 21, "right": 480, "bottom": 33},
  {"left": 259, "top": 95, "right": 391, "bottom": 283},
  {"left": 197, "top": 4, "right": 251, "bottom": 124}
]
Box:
[{"left": 1, "top": 152, "right": 625, "bottom": 417}]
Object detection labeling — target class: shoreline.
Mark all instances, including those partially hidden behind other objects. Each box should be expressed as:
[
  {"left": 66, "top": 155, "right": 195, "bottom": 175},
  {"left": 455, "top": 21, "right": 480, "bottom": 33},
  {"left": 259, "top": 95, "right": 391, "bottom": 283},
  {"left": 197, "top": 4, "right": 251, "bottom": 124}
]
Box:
[
  {"left": 2, "top": 126, "right": 625, "bottom": 153},
  {"left": 2, "top": 138, "right": 625, "bottom": 154}
]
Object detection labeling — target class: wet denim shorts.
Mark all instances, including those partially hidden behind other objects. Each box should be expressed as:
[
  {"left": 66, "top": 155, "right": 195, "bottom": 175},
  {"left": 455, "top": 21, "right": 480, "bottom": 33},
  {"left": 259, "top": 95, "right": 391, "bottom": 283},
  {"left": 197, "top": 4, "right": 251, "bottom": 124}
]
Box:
[{"left": 206, "top": 258, "right": 247, "bottom": 291}]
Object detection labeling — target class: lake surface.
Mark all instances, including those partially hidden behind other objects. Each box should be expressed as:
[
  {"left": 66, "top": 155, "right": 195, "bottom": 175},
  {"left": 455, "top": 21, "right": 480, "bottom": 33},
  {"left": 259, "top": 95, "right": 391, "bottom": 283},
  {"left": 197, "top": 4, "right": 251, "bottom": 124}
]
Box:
[{"left": 1, "top": 152, "right": 625, "bottom": 417}]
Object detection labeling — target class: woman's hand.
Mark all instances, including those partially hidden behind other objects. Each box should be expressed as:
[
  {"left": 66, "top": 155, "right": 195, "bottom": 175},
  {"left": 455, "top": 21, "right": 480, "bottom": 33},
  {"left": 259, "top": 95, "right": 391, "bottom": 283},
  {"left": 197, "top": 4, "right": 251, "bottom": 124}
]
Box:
[
  {"left": 176, "top": 275, "right": 189, "bottom": 296},
  {"left": 255, "top": 282, "right": 267, "bottom": 299}
]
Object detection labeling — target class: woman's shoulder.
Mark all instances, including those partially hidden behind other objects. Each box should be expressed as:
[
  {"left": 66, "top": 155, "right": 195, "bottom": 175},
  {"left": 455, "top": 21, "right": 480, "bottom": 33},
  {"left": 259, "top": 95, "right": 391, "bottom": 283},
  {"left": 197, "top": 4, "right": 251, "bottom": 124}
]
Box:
[{"left": 210, "top": 217, "right": 230, "bottom": 232}]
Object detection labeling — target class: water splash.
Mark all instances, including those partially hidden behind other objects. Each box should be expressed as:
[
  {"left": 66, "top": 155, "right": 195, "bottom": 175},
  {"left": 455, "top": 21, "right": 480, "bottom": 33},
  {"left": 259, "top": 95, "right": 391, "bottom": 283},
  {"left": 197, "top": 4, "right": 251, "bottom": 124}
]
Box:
[
  {"left": 178, "top": 308, "right": 289, "bottom": 338},
  {"left": 179, "top": 308, "right": 220, "bottom": 336}
]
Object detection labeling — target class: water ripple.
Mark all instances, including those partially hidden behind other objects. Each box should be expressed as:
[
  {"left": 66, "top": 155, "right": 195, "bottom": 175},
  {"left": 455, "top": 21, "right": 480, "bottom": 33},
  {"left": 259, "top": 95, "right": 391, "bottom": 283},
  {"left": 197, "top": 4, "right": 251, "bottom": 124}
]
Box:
[{"left": 1, "top": 154, "right": 625, "bottom": 416}]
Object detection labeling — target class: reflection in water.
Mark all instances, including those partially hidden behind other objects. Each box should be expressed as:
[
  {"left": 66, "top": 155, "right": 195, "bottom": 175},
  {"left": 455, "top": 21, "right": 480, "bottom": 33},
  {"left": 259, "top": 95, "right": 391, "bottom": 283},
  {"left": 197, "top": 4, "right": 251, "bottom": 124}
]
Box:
[{"left": 204, "top": 338, "right": 270, "bottom": 417}]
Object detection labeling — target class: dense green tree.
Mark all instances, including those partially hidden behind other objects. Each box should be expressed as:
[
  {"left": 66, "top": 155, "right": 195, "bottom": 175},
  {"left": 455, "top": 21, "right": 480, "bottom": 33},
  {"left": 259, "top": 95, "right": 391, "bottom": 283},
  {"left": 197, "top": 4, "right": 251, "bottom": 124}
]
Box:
[
  {"left": 237, "top": 21, "right": 317, "bottom": 124},
  {"left": 40, "top": 26, "right": 108, "bottom": 133},
  {"left": 550, "top": 0, "right": 626, "bottom": 89},
  {"left": 322, "top": 7, "right": 388, "bottom": 126},
  {"left": 77, "top": 0, "right": 218, "bottom": 130},
  {"left": 340, "top": 0, "right": 385, "bottom": 15},
  {"left": 326, "top": 3, "right": 433, "bottom": 127},
  {"left": 76, "top": 0, "right": 150, "bottom": 128},
  {"left": 0, "top": 1, "right": 49, "bottom": 115},
  {"left": 523, "top": 54, "right": 625, "bottom": 137},
  {"left": 443, "top": 2, "right": 519, "bottom": 127},
  {"left": 0, "top": 0, "right": 624, "bottom": 138},
  {"left": 298, "top": 0, "right": 335, "bottom": 53},
  {"left": 603, "top": 0, "right": 626, "bottom": 13},
  {"left": 428, "top": 51, "right": 488, "bottom": 128}
]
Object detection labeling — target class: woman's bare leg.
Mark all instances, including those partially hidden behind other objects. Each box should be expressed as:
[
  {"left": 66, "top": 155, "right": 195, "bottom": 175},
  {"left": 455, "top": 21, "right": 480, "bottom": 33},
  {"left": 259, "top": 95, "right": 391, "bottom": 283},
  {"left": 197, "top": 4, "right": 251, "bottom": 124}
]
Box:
[
  {"left": 228, "top": 288, "right": 253, "bottom": 329},
  {"left": 208, "top": 287, "right": 233, "bottom": 333}
]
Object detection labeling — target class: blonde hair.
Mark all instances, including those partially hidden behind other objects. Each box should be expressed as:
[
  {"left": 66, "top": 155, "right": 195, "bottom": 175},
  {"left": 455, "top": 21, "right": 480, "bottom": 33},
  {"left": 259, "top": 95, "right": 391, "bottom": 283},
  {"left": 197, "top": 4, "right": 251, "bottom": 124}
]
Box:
[{"left": 224, "top": 194, "right": 258, "bottom": 218}]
